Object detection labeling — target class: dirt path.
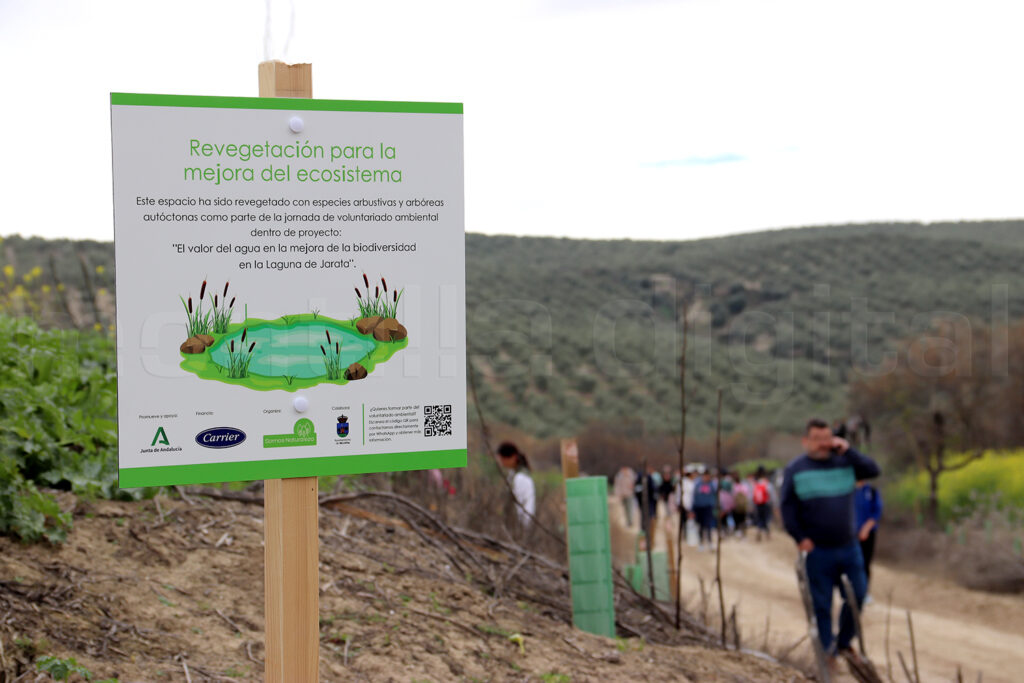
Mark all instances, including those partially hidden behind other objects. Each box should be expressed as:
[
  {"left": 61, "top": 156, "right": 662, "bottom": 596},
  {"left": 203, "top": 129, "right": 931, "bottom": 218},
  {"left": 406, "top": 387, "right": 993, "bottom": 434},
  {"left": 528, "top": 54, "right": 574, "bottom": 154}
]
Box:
[{"left": 610, "top": 500, "right": 1024, "bottom": 682}]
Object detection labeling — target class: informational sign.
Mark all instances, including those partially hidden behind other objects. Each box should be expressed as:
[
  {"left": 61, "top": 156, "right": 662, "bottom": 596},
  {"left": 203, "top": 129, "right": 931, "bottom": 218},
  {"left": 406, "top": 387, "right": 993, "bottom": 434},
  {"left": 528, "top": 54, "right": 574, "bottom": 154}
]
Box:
[{"left": 110, "top": 93, "right": 466, "bottom": 487}]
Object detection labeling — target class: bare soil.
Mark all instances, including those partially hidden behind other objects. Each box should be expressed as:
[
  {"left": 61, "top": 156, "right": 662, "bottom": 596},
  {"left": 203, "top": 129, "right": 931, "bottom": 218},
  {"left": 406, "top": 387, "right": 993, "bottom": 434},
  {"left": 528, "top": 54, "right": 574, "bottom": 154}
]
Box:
[{"left": 0, "top": 494, "right": 806, "bottom": 682}]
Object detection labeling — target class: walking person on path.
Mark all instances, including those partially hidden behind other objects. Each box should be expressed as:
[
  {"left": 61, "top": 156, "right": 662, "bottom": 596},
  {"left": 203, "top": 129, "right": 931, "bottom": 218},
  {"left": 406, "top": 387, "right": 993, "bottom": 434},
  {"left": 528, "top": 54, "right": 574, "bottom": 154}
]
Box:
[
  {"left": 718, "top": 472, "right": 736, "bottom": 535},
  {"left": 855, "top": 478, "right": 883, "bottom": 600},
  {"left": 659, "top": 464, "right": 675, "bottom": 517},
  {"left": 679, "top": 467, "right": 698, "bottom": 547},
  {"left": 692, "top": 468, "right": 717, "bottom": 550},
  {"left": 613, "top": 466, "right": 638, "bottom": 528},
  {"left": 497, "top": 442, "right": 536, "bottom": 531},
  {"left": 780, "top": 418, "right": 880, "bottom": 668},
  {"left": 732, "top": 473, "right": 751, "bottom": 537},
  {"left": 634, "top": 465, "right": 659, "bottom": 540},
  {"left": 752, "top": 467, "right": 773, "bottom": 540}
]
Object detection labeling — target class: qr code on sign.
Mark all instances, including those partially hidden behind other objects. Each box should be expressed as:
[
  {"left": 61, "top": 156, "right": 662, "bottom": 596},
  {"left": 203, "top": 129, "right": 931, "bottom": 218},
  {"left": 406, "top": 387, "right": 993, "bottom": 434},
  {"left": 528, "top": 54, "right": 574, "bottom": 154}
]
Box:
[{"left": 424, "top": 404, "right": 453, "bottom": 437}]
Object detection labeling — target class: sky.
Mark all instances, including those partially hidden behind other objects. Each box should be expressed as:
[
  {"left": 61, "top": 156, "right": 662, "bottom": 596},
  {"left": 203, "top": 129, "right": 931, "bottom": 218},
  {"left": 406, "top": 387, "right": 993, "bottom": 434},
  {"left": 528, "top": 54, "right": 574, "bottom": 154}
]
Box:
[{"left": 2, "top": 0, "right": 1023, "bottom": 242}]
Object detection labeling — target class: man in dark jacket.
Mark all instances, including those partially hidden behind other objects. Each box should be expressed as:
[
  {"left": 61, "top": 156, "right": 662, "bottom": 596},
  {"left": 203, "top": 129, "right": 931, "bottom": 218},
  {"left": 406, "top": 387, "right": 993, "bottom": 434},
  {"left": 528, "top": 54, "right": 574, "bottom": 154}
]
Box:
[{"left": 781, "top": 418, "right": 880, "bottom": 662}]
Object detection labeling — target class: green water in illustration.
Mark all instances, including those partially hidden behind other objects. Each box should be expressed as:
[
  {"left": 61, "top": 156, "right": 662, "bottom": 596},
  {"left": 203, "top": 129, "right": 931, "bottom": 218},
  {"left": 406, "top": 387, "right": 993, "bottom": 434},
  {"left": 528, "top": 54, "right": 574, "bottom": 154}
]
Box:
[{"left": 210, "top": 321, "right": 376, "bottom": 379}]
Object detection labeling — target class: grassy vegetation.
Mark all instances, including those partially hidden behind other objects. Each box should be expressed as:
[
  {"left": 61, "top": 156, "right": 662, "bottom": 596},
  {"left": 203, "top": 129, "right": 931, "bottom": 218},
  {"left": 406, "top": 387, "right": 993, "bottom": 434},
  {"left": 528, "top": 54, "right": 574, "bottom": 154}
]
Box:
[
  {"left": 730, "top": 458, "right": 784, "bottom": 477},
  {"left": 886, "top": 450, "right": 1024, "bottom": 524}
]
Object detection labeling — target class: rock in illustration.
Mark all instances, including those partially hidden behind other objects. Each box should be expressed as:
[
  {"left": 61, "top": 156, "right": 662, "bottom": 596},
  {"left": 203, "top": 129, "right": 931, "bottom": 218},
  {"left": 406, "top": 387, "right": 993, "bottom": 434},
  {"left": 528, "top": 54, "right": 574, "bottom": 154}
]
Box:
[
  {"left": 180, "top": 336, "right": 207, "bottom": 354},
  {"left": 372, "top": 318, "right": 407, "bottom": 342},
  {"left": 345, "top": 362, "right": 368, "bottom": 380},
  {"left": 356, "top": 316, "right": 382, "bottom": 335},
  {"left": 373, "top": 318, "right": 398, "bottom": 341},
  {"left": 196, "top": 334, "right": 215, "bottom": 347}
]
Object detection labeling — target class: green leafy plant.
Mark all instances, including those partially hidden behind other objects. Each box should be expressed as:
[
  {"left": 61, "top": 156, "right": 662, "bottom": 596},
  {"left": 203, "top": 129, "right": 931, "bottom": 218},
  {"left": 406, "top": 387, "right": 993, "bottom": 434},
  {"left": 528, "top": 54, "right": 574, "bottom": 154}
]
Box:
[
  {"left": 179, "top": 279, "right": 212, "bottom": 337},
  {"left": 321, "top": 329, "right": 343, "bottom": 379},
  {"left": 540, "top": 673, "right": 569, "bottom": 683},
  {"left": 0, "top": 315, "right": 136, "bottom": 543},
  {"left": 35, "top": 654, "right": 93, "bottom": 681}
]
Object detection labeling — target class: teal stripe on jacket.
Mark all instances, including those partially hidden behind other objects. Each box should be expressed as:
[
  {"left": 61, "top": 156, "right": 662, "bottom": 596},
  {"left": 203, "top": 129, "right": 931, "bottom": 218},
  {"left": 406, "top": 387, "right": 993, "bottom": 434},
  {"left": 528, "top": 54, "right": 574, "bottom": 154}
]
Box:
[{"left": 793, "top": 467, "right": 856, "bottom": 500}]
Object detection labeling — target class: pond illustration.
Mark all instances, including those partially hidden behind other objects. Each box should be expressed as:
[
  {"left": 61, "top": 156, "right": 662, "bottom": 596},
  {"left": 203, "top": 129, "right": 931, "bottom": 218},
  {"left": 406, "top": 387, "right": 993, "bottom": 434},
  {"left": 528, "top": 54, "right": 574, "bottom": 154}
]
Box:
[
  {"left": 210, "top": 322, "right": 376, "bottom": 379},
  {"left": 177, "top": 276, "right": 408, "bottom": 391}
]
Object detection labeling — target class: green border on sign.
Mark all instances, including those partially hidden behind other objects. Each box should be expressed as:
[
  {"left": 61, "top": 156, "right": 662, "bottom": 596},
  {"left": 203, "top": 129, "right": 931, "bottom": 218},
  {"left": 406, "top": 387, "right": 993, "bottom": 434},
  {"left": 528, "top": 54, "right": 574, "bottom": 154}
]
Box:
[
  {"left": 119, "top": 448, "right": 467, "bottom": 488},
  {"left": 110, "top": 92, "right": 462, "bottom": 114}
]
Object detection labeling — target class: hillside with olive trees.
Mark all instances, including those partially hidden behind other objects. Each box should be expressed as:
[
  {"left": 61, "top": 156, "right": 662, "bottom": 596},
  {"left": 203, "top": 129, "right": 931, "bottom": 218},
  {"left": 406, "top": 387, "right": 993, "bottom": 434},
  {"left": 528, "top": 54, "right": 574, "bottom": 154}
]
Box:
[{"left": 3, "top": 220, "right": 1022, "bottom": 438}]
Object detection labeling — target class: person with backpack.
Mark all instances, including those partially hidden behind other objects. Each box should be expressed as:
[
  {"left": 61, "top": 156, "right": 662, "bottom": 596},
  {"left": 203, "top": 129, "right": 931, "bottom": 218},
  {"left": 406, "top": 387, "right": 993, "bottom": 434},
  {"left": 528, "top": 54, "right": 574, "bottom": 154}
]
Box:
[
  {"left": 753, "top": 467, "right": 772, "bottom": 541},
  {"left": 718, "top": 471, "right": 736, "bottom": 535},
  {"left": 691, "top": 468, "right": 717, "bottom": 550},
  {"left": 732, "top": 473, "right": 751, "bottom": 537}
]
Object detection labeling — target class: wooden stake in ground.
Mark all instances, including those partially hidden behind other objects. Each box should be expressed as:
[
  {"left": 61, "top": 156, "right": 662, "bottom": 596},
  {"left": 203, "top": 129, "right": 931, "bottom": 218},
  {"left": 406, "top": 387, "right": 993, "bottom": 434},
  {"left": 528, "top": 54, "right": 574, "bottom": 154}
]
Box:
[
  {"left": 674, "top": 292, "right": 689, "bottom": 630},
  {"left": 714, "top": 388, "right": 727, "bottom": 647},
  {"left": 560, "top": 439, "right": 580, "bottom": 480},
  {"left": 666, "top": 519, "right": 677, "bottom": 605},
  {"left": 259, "top": 60, "right": 319, "bottom": 683},
  {"left": 640, "top": 456, "right": 656, "bottom": 601}
]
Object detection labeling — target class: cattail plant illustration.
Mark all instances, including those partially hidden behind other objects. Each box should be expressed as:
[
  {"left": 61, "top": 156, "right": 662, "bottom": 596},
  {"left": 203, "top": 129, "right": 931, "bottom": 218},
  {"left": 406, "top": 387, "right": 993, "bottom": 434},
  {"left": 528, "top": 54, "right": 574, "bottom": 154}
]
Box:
[
  {"left": 353, "top": 274, "right": 404, "bottom": 319},
  {"left": 210, "top": 281, "right": 237, "bottom": 334},
  {"left": 321, "top": 329, "right": 343, "bottom": 379},
  {"left": 226, "top": 327, "right": 256, "bottom": 378},
  {"left": 179, "top": 278, "right": 213, "bottom": 337}
]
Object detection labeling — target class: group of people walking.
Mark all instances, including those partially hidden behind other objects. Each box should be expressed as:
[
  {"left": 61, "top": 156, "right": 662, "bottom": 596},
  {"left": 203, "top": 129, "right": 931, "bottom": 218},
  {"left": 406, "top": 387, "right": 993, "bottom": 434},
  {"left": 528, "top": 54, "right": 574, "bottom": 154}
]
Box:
[{"left": 612, "top": 463, "right": 777, "bottom": 549}]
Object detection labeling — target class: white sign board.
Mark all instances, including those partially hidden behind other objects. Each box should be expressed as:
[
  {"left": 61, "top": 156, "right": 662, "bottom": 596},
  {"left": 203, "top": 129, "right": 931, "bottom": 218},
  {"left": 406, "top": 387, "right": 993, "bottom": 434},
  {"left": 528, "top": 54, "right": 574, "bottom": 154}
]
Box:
[{"left": 110, "top": 93, "right": 466, "bottom": 487}]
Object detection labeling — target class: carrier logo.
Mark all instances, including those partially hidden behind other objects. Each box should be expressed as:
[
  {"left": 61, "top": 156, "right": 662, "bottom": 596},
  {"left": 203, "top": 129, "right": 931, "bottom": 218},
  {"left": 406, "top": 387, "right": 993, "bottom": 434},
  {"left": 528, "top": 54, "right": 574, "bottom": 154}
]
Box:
[{"left": 195, "top": 427, "right": 246, "bottom": 449}]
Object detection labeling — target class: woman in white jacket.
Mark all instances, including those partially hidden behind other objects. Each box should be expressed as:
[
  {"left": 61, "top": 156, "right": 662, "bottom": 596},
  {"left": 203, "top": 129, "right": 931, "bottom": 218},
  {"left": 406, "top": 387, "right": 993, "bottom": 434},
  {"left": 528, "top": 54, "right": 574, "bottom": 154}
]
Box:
[{"left": 497, "top": 442, "right": 535, "bottom": 530}]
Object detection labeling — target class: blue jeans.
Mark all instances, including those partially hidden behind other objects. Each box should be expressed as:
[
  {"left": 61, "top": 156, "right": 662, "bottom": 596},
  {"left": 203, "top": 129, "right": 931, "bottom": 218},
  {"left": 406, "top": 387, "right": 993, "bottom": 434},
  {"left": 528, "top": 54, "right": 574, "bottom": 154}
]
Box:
[{"left": 805, "top": 541, "right": 868, "bottom": 653}]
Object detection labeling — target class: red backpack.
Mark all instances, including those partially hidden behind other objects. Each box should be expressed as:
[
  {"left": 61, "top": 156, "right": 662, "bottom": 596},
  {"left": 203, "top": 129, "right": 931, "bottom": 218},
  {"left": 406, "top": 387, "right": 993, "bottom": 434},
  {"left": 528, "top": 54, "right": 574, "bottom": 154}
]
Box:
[{"left": 753, "top": 481, "right": 769, "bottom": 505}]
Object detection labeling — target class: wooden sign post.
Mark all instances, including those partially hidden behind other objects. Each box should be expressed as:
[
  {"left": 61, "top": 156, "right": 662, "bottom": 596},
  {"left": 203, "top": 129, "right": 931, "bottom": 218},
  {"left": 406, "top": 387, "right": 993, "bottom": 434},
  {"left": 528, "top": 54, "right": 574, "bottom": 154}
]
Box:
[
  {"left": 259, "top": 61, "right": 320, "bottom": 683},
  {"left": 560, "top": 438, "right": 580, "bottom": 480}
]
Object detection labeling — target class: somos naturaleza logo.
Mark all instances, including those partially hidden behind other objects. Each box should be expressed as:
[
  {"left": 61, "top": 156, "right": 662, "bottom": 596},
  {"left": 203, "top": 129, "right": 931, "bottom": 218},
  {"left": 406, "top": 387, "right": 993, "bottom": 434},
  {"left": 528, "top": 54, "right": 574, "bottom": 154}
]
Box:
[{"left": 195, "top": 427, "right": 247, "bottom": 449}]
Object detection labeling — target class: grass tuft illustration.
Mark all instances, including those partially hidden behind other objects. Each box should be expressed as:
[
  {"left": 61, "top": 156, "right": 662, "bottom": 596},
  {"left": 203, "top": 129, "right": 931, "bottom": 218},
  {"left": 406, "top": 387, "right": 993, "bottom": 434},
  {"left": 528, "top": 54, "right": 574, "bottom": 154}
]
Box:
[
  {"left": 180, "top": 279, "right": 212, "bottom": 336},
  {"left": 210, "top": 282, "right": 236, "bottom": 334},
  {"left": 354, "top": 274, "right": 403, "bottom": 319},
  {"left": 321, "top": 329, "right": 343, "bottom": 379},
  {"left": 226, "top": 328, "right": 256, "bottom": 378}
]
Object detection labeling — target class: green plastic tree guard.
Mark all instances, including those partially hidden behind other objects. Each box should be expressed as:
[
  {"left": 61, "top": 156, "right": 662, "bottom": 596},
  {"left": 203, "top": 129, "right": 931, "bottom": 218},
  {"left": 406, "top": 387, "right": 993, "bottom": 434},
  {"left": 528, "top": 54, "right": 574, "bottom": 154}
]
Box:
[{"left": 565, "top": 476, "right": 616, "bottom": 637}]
